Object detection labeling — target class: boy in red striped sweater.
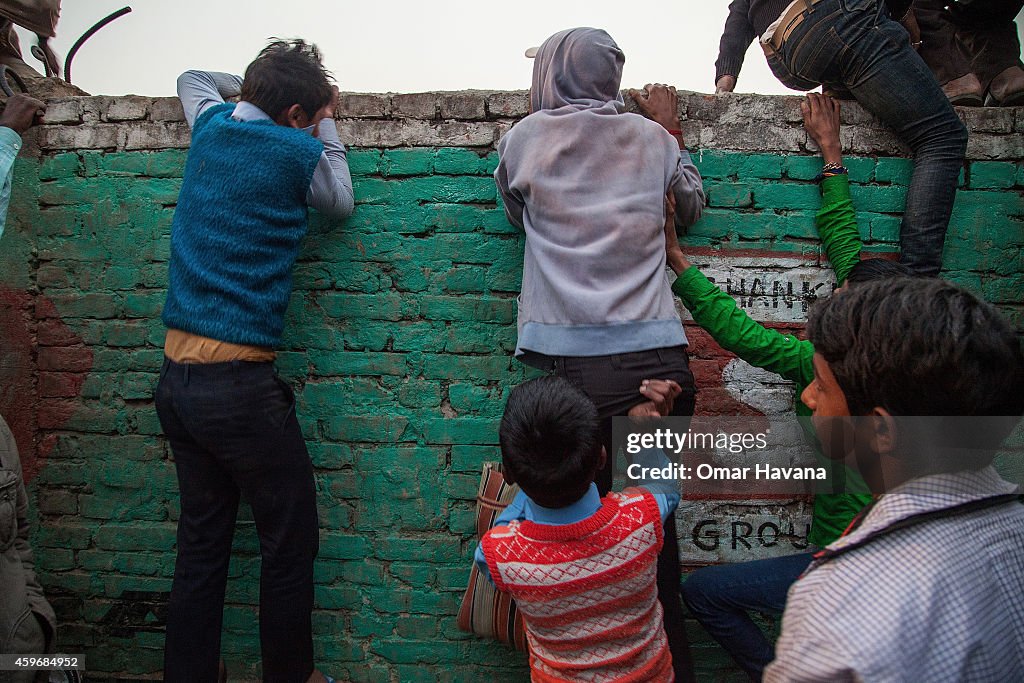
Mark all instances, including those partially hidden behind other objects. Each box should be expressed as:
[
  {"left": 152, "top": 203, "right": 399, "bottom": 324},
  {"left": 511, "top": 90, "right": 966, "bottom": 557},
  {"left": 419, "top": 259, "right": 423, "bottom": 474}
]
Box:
[{"left": 475, "top": 376, "right": 682, "bottom": 682}]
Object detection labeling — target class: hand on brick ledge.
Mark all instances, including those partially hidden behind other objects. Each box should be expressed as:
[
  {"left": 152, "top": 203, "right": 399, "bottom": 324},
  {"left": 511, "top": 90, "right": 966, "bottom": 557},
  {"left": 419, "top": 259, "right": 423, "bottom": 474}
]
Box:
[
  {"left": 0, "top": 92, "right": 45, "bottom": 134},
  {"left": 801, "top": 92, "right": 843, "bottom": 166},
  {"left": 629, "top": 83, "right": 684, "bottom": 141}
]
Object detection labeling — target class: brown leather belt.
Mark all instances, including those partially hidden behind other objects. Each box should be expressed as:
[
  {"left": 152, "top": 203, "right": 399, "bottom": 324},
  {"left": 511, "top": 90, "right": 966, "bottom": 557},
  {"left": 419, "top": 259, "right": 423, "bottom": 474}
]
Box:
[{"left": 764, "top": 0, "right": 824, "bottom": 53}]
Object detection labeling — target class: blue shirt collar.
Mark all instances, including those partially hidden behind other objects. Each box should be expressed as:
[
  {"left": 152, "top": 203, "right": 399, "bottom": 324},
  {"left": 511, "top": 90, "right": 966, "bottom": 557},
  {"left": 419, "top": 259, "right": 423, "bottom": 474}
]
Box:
[
  {"left": 232, "top": 101, "right": 318, "bottom": 136},
  {"left": 524, "top": 482, "right": 602, "bottom": 525},
  {"left": 232, "top": 101, "right": 272, "bottom": 122}
]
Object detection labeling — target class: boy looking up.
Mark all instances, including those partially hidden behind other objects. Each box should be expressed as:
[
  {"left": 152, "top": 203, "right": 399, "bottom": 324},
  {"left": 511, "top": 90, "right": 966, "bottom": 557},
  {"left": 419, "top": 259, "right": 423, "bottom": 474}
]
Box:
[
  {"left": 155, "top": 40, "right": 353, "bottom": 683},
  {"left": 476, "top": 376, "right": 685, "bottom": 682},
  {"left": 765, "top": 277, "right": 1024, "bottom": 681}
]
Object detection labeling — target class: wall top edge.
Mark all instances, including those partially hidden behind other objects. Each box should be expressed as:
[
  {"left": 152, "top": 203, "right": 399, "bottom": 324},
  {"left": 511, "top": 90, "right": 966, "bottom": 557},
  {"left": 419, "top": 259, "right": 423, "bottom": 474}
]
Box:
[{"left": 12, "top": 90, "right": 1022, "bottom": 160}]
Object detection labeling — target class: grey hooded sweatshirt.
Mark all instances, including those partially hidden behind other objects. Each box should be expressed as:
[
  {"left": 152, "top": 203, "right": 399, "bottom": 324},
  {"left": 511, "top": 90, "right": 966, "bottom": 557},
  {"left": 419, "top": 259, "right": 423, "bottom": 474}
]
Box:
[{"left": 495, "top": 27, "right": 705, "bottom": 359}]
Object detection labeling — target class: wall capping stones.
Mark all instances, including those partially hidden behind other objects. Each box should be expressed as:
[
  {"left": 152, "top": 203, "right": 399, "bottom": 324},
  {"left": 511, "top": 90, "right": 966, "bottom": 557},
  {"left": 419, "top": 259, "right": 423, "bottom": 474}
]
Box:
[{"left": 26, "top": 90, "right": 1023, "bottom": 158}]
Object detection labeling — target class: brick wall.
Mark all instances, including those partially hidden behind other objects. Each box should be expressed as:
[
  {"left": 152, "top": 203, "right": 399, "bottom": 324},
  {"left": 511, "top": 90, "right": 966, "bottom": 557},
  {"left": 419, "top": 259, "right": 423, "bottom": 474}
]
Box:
[{"left": 0, "top": 89, "right": 1021, "bottom": 681}]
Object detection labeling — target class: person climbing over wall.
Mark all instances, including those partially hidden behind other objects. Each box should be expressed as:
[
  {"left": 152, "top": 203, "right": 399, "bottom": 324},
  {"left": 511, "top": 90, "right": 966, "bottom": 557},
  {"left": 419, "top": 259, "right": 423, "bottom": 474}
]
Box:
[
  {"left": 154, "top": 39, "right": 353, "bottom": 683},
  {"left": 494, "top": 26, "right": 706, "bottom": 682},
  {"left": 0, "top": 92, "right": 59, "bottom": 683},
  {"left": 713, "top": 0, "right": 968, "bottom": 277}
]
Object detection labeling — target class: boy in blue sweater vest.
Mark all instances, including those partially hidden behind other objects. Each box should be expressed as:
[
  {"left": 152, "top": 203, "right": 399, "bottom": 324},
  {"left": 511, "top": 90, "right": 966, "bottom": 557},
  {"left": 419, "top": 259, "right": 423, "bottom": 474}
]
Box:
[{"left": 155, "top": 40, "right": 352, "bottom": 683}]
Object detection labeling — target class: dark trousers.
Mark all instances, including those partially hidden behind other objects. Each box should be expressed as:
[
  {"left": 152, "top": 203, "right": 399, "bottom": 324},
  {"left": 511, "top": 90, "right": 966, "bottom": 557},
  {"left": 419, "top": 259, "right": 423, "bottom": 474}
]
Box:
[
  {"left": 681, "top": 552, "right": 815, "bottom": 681},
  {"left": 765, "top": 0, "right": 968, "bottom": 275},
  {"left": 914, "top": 0, "right": 1024, "bottom": 86},
  {"left": 156, "top": 359, "right": 319, "bottom": 683},
  {"left": 540, "top": 345, "right": 697, "bottom": 683}
]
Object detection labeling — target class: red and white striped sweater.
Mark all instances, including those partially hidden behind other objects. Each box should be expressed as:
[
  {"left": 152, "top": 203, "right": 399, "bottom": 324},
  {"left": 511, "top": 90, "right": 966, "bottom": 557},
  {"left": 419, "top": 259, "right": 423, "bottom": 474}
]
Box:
[{"left": 480, "top": 488, "right": 673, "bottom": 682}]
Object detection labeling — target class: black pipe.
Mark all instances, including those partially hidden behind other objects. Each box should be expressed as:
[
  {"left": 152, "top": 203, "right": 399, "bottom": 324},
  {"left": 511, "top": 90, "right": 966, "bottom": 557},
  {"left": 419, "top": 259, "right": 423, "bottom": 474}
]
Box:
[
  {"left": 64, "top": 6, "right": 133, "bottom": 85},
  {"left": 0, "top": 64, "right": 29, "bottom": 97}
]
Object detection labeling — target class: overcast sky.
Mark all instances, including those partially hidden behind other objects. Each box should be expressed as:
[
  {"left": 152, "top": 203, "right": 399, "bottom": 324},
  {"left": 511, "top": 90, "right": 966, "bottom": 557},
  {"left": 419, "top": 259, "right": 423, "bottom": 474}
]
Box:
[{"left": 16, "top": 1, "right": 1024, "bottom": 98}]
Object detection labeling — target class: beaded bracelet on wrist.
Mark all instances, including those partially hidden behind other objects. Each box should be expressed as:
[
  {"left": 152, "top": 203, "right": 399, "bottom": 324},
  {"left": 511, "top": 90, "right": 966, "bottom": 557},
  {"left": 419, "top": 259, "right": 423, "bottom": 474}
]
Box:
[{"left": 815, "top": 162, "right": 848, "bottom": 182}]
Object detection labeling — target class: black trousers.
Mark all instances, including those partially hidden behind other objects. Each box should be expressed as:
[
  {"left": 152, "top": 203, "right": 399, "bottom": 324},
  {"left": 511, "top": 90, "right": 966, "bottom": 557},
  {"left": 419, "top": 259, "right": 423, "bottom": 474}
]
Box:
[
  {"left": 156, "top": 359, "right": 319, "bottom": 683},
  {"left": 536, "top": 345, "right": 698, "bottom": 683}
]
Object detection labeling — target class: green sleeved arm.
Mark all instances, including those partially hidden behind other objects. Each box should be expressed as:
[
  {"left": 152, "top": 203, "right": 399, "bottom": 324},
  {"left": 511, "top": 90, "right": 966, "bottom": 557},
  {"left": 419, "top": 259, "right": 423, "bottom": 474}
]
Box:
[
  {"left": 816, "top": 174, "right": 862, "bottom": 286},
  {"left": 672, "top": 267, "right": 815, "bottom": 388}
]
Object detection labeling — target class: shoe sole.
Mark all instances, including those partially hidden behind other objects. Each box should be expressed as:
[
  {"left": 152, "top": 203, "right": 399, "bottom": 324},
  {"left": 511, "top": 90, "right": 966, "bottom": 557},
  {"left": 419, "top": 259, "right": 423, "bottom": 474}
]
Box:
[{"left": 985, "top": 91, "right": 1024, "bottom": 107}]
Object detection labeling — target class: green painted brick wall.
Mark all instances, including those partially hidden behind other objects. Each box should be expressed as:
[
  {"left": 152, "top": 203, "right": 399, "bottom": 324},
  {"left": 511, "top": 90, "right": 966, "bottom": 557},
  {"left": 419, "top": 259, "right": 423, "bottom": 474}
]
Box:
[{"left": 0, "top": 111, "right": 1021, "bottom": 682}]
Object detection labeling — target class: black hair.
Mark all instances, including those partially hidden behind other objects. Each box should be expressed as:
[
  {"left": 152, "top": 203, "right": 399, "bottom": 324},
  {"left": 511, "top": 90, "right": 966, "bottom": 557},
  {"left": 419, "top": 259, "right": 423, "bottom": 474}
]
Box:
[
  {"left": 240, "top": 39, "right": 334, "bottom": 120},
  {"left": 499, "top": 376, "right": 602, "bottom": 509},
  {"left": 807, "top": 277, "right": 1024, "bottom": 453},
  {"left": 844, "top": 257, "right": 915, "bottom": 284}
]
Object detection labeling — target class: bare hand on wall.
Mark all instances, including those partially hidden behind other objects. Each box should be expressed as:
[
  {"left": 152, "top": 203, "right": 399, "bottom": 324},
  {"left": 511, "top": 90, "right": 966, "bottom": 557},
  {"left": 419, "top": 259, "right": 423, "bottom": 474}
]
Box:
[
  {"left": 715, "top": 75, "right": 737, "bottom": 93},
  {"left": 801, "top": 93, "right": 843, "bottom": 166},
  {"left": 629, "top": 83, "right": 683, "bottom": 136},
  {"left": 0, "top": 93, "right": 46, "bottom": 135}
]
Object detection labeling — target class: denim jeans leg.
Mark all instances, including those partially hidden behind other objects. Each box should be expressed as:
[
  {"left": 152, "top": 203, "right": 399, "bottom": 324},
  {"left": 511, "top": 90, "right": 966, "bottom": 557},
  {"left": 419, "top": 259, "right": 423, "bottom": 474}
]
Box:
[
  {"left": 782, "top": 0, "right": 968, "bottom": 275},
  {"left": 159, "top": 362, "right": 319, "bottom": 683},
  {"left": 158, "top": 365, "right": 241, "bottom": 683},
  {"left": 681, "top": 552, "right": 814, "bottom": 681},
  {"left": 839, "top": 15, "right": 967, "bottom": 275},
  {"left": 239, "top": 389, "right": 319, "bottom": 683}
]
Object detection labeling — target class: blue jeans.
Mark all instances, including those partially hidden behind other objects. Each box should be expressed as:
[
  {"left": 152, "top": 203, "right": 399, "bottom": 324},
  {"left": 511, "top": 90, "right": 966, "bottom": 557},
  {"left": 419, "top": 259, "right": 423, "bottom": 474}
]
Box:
[
  {"left": 156, "top": 359, "right": 319, "bottom": 683},
  {"left": 766, "top": 0, "right": 968, "bottom": 275},
  {"left": 681, "top": 552, "right": 814, "bottom": 681}
]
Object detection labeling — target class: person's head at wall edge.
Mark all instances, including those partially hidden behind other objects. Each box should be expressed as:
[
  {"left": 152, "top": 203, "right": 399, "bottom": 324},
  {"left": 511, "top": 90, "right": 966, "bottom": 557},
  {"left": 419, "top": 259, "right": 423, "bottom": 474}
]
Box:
[
  {"left": 241, "top": 38, "right": 334, "bottom": 130},
  {"left": 527, "top": 27, "right": 625, "bottom": 114}
]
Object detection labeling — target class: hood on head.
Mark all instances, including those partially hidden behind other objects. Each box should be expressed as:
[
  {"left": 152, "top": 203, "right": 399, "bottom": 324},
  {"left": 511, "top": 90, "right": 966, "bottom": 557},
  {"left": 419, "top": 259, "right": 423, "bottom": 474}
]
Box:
[{"left": 530, "top": 28, "right": 625, "bottom": 112}]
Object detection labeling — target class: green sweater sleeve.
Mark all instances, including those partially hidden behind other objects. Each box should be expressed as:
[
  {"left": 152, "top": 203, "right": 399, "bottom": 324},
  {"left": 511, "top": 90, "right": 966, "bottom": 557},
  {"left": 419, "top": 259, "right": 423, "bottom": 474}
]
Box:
[
  {"left": 672, "top": 267, "right": 815, "bottom": 388},
  {"left": 817, "top": 174, "right": 862, "bottom": 285}
]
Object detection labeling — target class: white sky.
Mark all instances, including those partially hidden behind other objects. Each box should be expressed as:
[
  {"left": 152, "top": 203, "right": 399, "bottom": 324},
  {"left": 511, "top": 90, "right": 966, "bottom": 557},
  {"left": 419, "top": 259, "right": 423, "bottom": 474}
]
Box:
[{"left": 15, "top": 1, "right": 1024, "bottom": 98}]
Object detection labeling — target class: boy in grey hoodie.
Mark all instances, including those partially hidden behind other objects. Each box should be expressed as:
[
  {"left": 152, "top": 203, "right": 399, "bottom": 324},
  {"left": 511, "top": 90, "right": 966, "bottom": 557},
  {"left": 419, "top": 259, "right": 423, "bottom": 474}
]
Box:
[{"left": 494, "top": 27, "right": 706, "bottom": 681}]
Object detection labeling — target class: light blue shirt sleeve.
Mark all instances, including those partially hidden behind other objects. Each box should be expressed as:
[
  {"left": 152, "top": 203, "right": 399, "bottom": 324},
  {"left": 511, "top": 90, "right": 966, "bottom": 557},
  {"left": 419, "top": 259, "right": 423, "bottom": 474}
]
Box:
[
  {"left": 474, "top": 490, "right": 529, "bottom": 584},
  {"left": 175, "top": 70, "right": 354, "bottom": 221},
  {"left": 671, "top": 149, "right": 705, "bottom": 228},
  {"left": 627, "top": 447, "right": 682, "bottom": 525},
  {"left": 308, "top": 119, "right": 354, "bottom": 220},
  {"left": 0, "top": 126, "right": 23, "bottom": 240},
  {"left": 176, "top": 70, "right": 243, "bottom": 128}
]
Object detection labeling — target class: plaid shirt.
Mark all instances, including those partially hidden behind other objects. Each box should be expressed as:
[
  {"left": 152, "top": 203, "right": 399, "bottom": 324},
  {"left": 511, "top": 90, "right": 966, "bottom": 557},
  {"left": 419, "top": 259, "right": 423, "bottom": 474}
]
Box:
[{"left": 765, "top": 466, "right": 1024, "bottom": 682}]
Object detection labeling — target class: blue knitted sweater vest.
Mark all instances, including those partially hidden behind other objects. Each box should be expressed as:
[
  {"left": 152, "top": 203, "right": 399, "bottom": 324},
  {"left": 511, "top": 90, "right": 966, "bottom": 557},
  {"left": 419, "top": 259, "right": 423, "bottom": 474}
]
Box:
[{"left": 162, "top": 103, "right": 323, "bottom": 347}]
